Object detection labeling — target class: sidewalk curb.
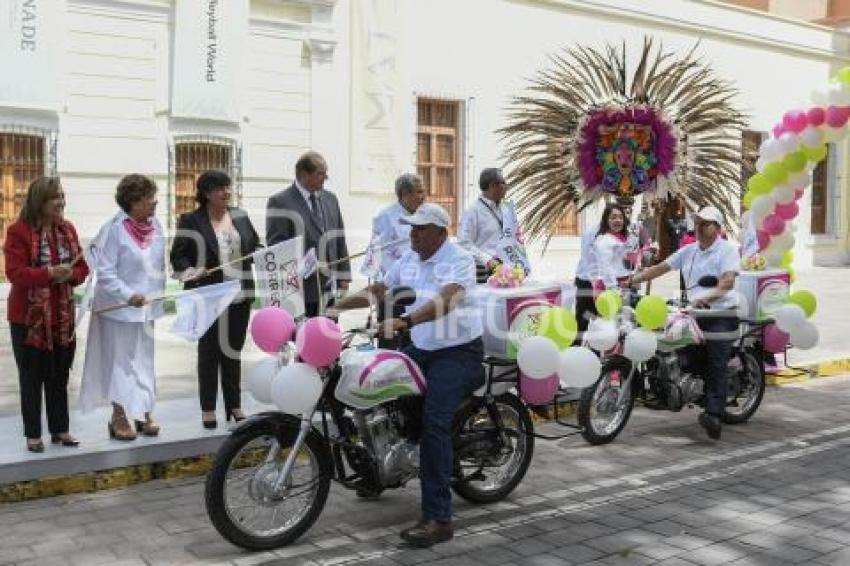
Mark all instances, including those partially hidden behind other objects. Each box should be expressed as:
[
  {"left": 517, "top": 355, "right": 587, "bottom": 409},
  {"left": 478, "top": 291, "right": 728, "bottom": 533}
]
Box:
[
  {"left": 4, "top": 358, "right": 850, "bottom": 504},
  {"left": 766, "top": 356, "right": 850, "bottom": 385}
]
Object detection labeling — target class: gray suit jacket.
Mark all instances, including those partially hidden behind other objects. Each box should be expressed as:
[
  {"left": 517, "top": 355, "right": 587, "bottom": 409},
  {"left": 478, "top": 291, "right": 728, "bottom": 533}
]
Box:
[{"left": 265, "top": 184, "right": 351, "bottom": 304}]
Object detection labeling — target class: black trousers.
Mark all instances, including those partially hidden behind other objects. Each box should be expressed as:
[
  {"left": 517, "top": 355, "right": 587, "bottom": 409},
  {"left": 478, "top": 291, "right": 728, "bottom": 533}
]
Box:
[
  {"left": 197, "top": 301, "right": 251, "bottom": 414},
  {"left": 689, "top": 312, "right": 739, "bottom": 418},
  {"left": 574, "top": 277, "right": 597, "bottom": 338},
  {"left": 10, "top": 323, "right": 74, "bottom": 439}
]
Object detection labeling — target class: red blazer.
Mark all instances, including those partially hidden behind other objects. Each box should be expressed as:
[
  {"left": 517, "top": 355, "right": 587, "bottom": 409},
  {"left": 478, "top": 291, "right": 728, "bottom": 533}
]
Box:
[{"left": 4, "top": 219, "right": 90, "bottom": 324}]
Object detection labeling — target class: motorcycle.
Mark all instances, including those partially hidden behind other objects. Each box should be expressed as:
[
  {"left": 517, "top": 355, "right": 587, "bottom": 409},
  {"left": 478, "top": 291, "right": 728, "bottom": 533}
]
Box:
[
  {"left": 577, "top": 276, "right": 768, "bottom": 445},
  {"left": 204, "top": 292, "right": 535, "bottom": 550}
]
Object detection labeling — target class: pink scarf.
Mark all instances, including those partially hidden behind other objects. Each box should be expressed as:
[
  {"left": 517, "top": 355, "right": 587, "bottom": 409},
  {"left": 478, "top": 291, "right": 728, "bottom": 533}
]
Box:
[{"left": 123, "top": 217, "right": 154, "bottom": 249}]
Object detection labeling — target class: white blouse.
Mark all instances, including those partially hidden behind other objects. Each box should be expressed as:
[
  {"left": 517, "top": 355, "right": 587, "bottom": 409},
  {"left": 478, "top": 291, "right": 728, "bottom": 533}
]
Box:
[{"left": 593, "top": 232, "right": 632, "bottom": 290}]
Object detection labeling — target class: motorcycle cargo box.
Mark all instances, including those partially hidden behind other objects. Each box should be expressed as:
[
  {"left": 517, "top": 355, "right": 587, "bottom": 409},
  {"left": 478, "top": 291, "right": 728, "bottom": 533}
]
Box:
[
  {"left": 335, "top": 346, "right": 427, "bottom": 410},
  {"left": 735, "top": 269, "right": 789, "bottom": 320},
  {"left": 475, "top": 281, "right": 570, "bottom": 360}
]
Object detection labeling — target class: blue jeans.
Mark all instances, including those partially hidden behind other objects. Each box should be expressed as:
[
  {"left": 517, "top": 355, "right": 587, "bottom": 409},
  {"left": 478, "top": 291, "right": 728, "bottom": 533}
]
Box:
[
  {"left": 402, "top": 338, "right": 484, "bottom": 522},
  {"left": 691, "top": 312, "right": 739, "bottom": 417}
]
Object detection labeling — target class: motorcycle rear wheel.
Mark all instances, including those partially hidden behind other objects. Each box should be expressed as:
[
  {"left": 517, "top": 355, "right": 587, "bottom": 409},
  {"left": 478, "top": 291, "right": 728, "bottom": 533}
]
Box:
[
  {"left": 451, "top": 393, "right": 534, "bottom": 504},
  {"left": 205, "top": 415, "right": 332, "bottom": 550},
  {"left": 722, "top": 349, "right": 765, "bottom": 425}
]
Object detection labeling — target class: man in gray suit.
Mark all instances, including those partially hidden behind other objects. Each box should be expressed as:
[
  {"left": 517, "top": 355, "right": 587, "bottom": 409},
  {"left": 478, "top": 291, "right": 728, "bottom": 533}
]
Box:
[{"left": 266, "top": 151, "right": 351, "bottom": 317}]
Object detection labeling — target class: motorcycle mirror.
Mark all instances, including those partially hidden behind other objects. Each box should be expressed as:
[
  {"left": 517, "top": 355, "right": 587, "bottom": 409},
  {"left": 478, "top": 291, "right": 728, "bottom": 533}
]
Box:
[{"left": 697, "top": 275, "right": 719, "bottom": 288}]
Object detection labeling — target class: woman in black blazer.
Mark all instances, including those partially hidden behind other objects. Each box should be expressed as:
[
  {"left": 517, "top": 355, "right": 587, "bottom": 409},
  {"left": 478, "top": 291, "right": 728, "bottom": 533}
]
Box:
[{"left": 170, "top": 170, "right": 261, "bottom": 429}]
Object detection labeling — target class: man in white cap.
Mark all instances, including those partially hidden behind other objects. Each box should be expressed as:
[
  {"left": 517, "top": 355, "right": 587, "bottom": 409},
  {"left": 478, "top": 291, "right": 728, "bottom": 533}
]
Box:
[
  {"left": 330, "top": 202, "right": 483, "bottom": 546},
  {"left": 627, "top": 205, "right": 740, "bottom": 440}
]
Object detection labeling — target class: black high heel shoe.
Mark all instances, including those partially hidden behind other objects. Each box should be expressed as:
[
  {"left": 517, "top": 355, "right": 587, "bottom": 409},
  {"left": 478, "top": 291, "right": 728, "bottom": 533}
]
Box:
[
  {"left": 227, "top": 410, "right": 246, "bottom": 423},
  {"left": 50, "top": 433, "right": 80, "bottom": 447}
]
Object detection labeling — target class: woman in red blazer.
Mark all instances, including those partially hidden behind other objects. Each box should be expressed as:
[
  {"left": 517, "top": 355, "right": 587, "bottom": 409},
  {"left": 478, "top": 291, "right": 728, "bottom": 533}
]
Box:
[{"left": 4, "top": 177, "right": 90, "bottom": 452}]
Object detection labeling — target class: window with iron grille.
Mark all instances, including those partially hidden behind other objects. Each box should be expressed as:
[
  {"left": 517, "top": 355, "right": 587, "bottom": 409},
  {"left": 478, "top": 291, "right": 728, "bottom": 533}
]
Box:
[
  {"left": 0, "top": 131, "right": 50, "bottom": 281},
  {"left": 417, "top": 99, "right": 460, "bottom": 234},
  {"left": 169, "top": 137, "right": 240, "bottom": 231},
  {"left": 550, "top": 205, "right": 578, "bottom": 236}
]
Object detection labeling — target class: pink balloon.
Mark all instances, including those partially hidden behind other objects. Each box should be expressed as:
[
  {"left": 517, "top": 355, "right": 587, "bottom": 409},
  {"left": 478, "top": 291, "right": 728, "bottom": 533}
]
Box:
[
  {"left": 825, "top": 105, "right": 849, "bottom": 128},
  {"left": 250, "top": 307, "right": 296, "bottom": 354},
  {"left": 775, "top": 202, "right": 799, "bottom": 221},
  {"left": 519, "top": 373, "right": 559, "bottom": 406},
  {"left": 763, "top": 324, "right": 790, "bottom": 354},
  {"left": 783, "top": 110, "right": 808, "bottom": 133},
  {"left": 295, "top": 316, "right": 342, "bottom": 368},
  {"left": 762, "top": 214, "right": 785, "bottom": 236},
  {"left": 807, "top": 107, "right": 826, "bottom": 127},
  {"left": 772, "top": 124, "right": 787, "bottom": 138},
  {"left": 756, "top": 230, "right": 771, "bottom": 250},
  {"left": 794, "top": 188, "right": 805, "bottom": 201}
]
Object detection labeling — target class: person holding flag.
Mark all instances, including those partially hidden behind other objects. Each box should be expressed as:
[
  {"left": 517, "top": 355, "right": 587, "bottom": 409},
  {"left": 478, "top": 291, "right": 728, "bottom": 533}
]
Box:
[
  {"left": 80, "top": 174, "right": 166, "bottom": 441},
  {"left": 170, "top": 170, "right": 261, "bottom": 429}
]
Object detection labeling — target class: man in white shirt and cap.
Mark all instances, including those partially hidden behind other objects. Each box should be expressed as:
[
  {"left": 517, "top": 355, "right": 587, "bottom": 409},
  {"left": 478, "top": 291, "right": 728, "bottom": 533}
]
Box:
[
  {"left": 362, "top": 173, "right": 426, "bottom": 277},
  {"left": 330, "top": 203, "right": 483, "bottom": 547},
  {"left": 458, "top": 168, "right": 523, "bottom": 282},
  {"left": 628, "top": 206, "right": 740, "bottom": 440}
]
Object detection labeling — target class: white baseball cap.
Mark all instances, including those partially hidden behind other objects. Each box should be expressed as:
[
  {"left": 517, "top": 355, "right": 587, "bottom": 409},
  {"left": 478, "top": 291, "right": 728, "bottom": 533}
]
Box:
[
  {"left": 399, "top": 203, "right": 450, "bottom": 228},
  {"left": 694, "top": 206, "right": 723, "bottom": 226}
]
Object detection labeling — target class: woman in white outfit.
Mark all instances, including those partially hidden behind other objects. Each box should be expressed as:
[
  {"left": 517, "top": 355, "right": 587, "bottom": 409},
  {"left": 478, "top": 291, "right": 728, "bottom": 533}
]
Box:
[
  {"left": 592, "top": 203, "right": 632, "bottom": 294},
  {"left": 80, "top": 174, "right": 166, "bottom": 441}
]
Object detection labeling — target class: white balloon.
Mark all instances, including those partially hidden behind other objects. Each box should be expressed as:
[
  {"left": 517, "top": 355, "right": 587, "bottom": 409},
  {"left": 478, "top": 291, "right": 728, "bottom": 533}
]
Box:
[
  {"left": 827, "top": 82, "right": 850, "bottom": 106},
  {"left": 755, "top": 156, "right": 768, "bottom": 172},
  {"left": 557, "top": 347, "right": 602, "bottom": 388},
  {"left": 759, "top": 139, "right": 781, "bottom": 162},
  {"left": 823, "top": 124, "right": 847, "bottom": 143},
  {"left": 773, "top": 304, "right": 807, "bottom": 334},
  {"left": 750, "top": 194, "right": 775, "bottom": 225},
  {"left": 623, "top": 329, "right": 658, "bottom": 363},
  {"left": 247, "top": 358, "right": 280, "bottom": 404},
  {"left": 790, "top": 321, "right": 819, "bottom": 350},
  {"left": 788, "top": 171, "right": 811, "bottom": 189},
  {"left": 763, "top": 246, "right": 785, "bottom": 267},
  {"left": 517, "top": 336, "right": 560, "bottom": 379},
  {"left": 778, "top": 132, "right": 801, "bottom": 154},
  {"left": 585, "top": 318, "right": 619, "bottom": 352},
  {"left": 270, "top": 362, "right": 323, "bottom": 415},
  {"left": 800, "top": 126, "right": 824, "bottom": 148},
  {"left": 773, "top": 183, "right": 795, "bottom": 205},
  {"left": 772, "top": 231, "right": 795, "bottom": 252}
]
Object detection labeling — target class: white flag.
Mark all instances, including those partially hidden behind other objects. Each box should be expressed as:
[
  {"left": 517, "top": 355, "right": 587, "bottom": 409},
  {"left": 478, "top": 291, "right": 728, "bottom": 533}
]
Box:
[
  {"left": 359, "top": 234, "right": 383, "bottom": 279},
  {"left": 299, "top": 247, "right": 318, "bottom": 278},
  {"left": 170, "top": 281, "right": 241, "bottom": 341},
  {"left": 253, "top": 237, "right": 306, "bottom": 318}
]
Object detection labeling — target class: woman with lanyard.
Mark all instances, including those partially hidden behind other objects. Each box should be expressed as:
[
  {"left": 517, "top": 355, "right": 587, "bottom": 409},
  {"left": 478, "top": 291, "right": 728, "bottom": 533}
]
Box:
[{"left": 458, "top": 168, "right": 521, "bottom": 282}]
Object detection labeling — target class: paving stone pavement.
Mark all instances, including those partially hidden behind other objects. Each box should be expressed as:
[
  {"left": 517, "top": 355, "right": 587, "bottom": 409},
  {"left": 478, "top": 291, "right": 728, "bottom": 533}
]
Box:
[{"left": 3, "top": 374, "right": 850, "bottom": 565}]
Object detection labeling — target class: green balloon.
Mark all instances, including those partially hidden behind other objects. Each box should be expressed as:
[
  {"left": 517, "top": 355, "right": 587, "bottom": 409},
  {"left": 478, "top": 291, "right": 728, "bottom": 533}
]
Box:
[
  {"left": 763, "top": 162, "right": 788, "bottom": 186},
  {"left": 635, "top": 295, "right": 667, "bottom": 330},
  {"left": 742, "top": 190, "right": 756, "bottom": 210},
  {"left": 536, "top": 306, "right": 578, "bottom": 350},
  {"left": 747, "top": 174, "right": 772, "bottom": 195},
  {"left": 595, "top": 290, "right": 622, "bottom": 320},
  {"left": 788, "top": 290, "right": 817, "bottom": 318},
  {"left": 781, "top": 250, "right": 794, "bottom": 268},
  {"left": 837, "top": 66, "right": 850, "bottom": 85},
  {"left": 804, "top": 144, "right": 828, "bottom": 163},
  {"left": 784, "top": 150, "right": 807, "bottom": 173}
]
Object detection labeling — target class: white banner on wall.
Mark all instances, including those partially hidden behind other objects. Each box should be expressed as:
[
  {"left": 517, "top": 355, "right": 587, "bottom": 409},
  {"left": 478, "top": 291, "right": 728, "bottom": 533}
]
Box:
[
  {"left": 350, "top": 0, "right": 409, "bottom": 194},
  {"left": 0, "top": 0, "right": 64, "bottom": 110},
  {"left": 171, "top": 0, "right": 248, "bottom": 122}
]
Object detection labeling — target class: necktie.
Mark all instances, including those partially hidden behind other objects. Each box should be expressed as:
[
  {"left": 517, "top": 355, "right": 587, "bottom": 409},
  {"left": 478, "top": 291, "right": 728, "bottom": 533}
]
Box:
[{"left": 309, "top": 193, "right": 324, "bottom": 229}]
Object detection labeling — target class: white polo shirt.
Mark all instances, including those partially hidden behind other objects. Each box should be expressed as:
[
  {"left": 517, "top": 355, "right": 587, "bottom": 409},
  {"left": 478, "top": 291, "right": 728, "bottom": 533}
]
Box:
[
  {"left": 383, "top": 240, "right": 483, "bottom": 351},
  {"left": 666, "top": 237, "right": 740, "bottom": 310}
]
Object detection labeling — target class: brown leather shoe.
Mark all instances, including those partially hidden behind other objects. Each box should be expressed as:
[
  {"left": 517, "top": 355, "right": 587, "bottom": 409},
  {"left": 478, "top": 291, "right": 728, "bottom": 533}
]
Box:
[{"left": 400, "top": 519, "right": 453, "bottom": 547}]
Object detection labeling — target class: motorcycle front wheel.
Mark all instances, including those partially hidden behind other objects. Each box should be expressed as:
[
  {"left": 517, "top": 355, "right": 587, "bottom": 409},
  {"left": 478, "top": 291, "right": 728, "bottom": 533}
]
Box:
[
  {"left": 205, "top": 414, "right": 332, "bottom": 550},
  {"left": 577, "top": 357, "right": 635, "bottom": 445},
  {"left": 451, "top": 392, "right": 534, "bottom": 504}
]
